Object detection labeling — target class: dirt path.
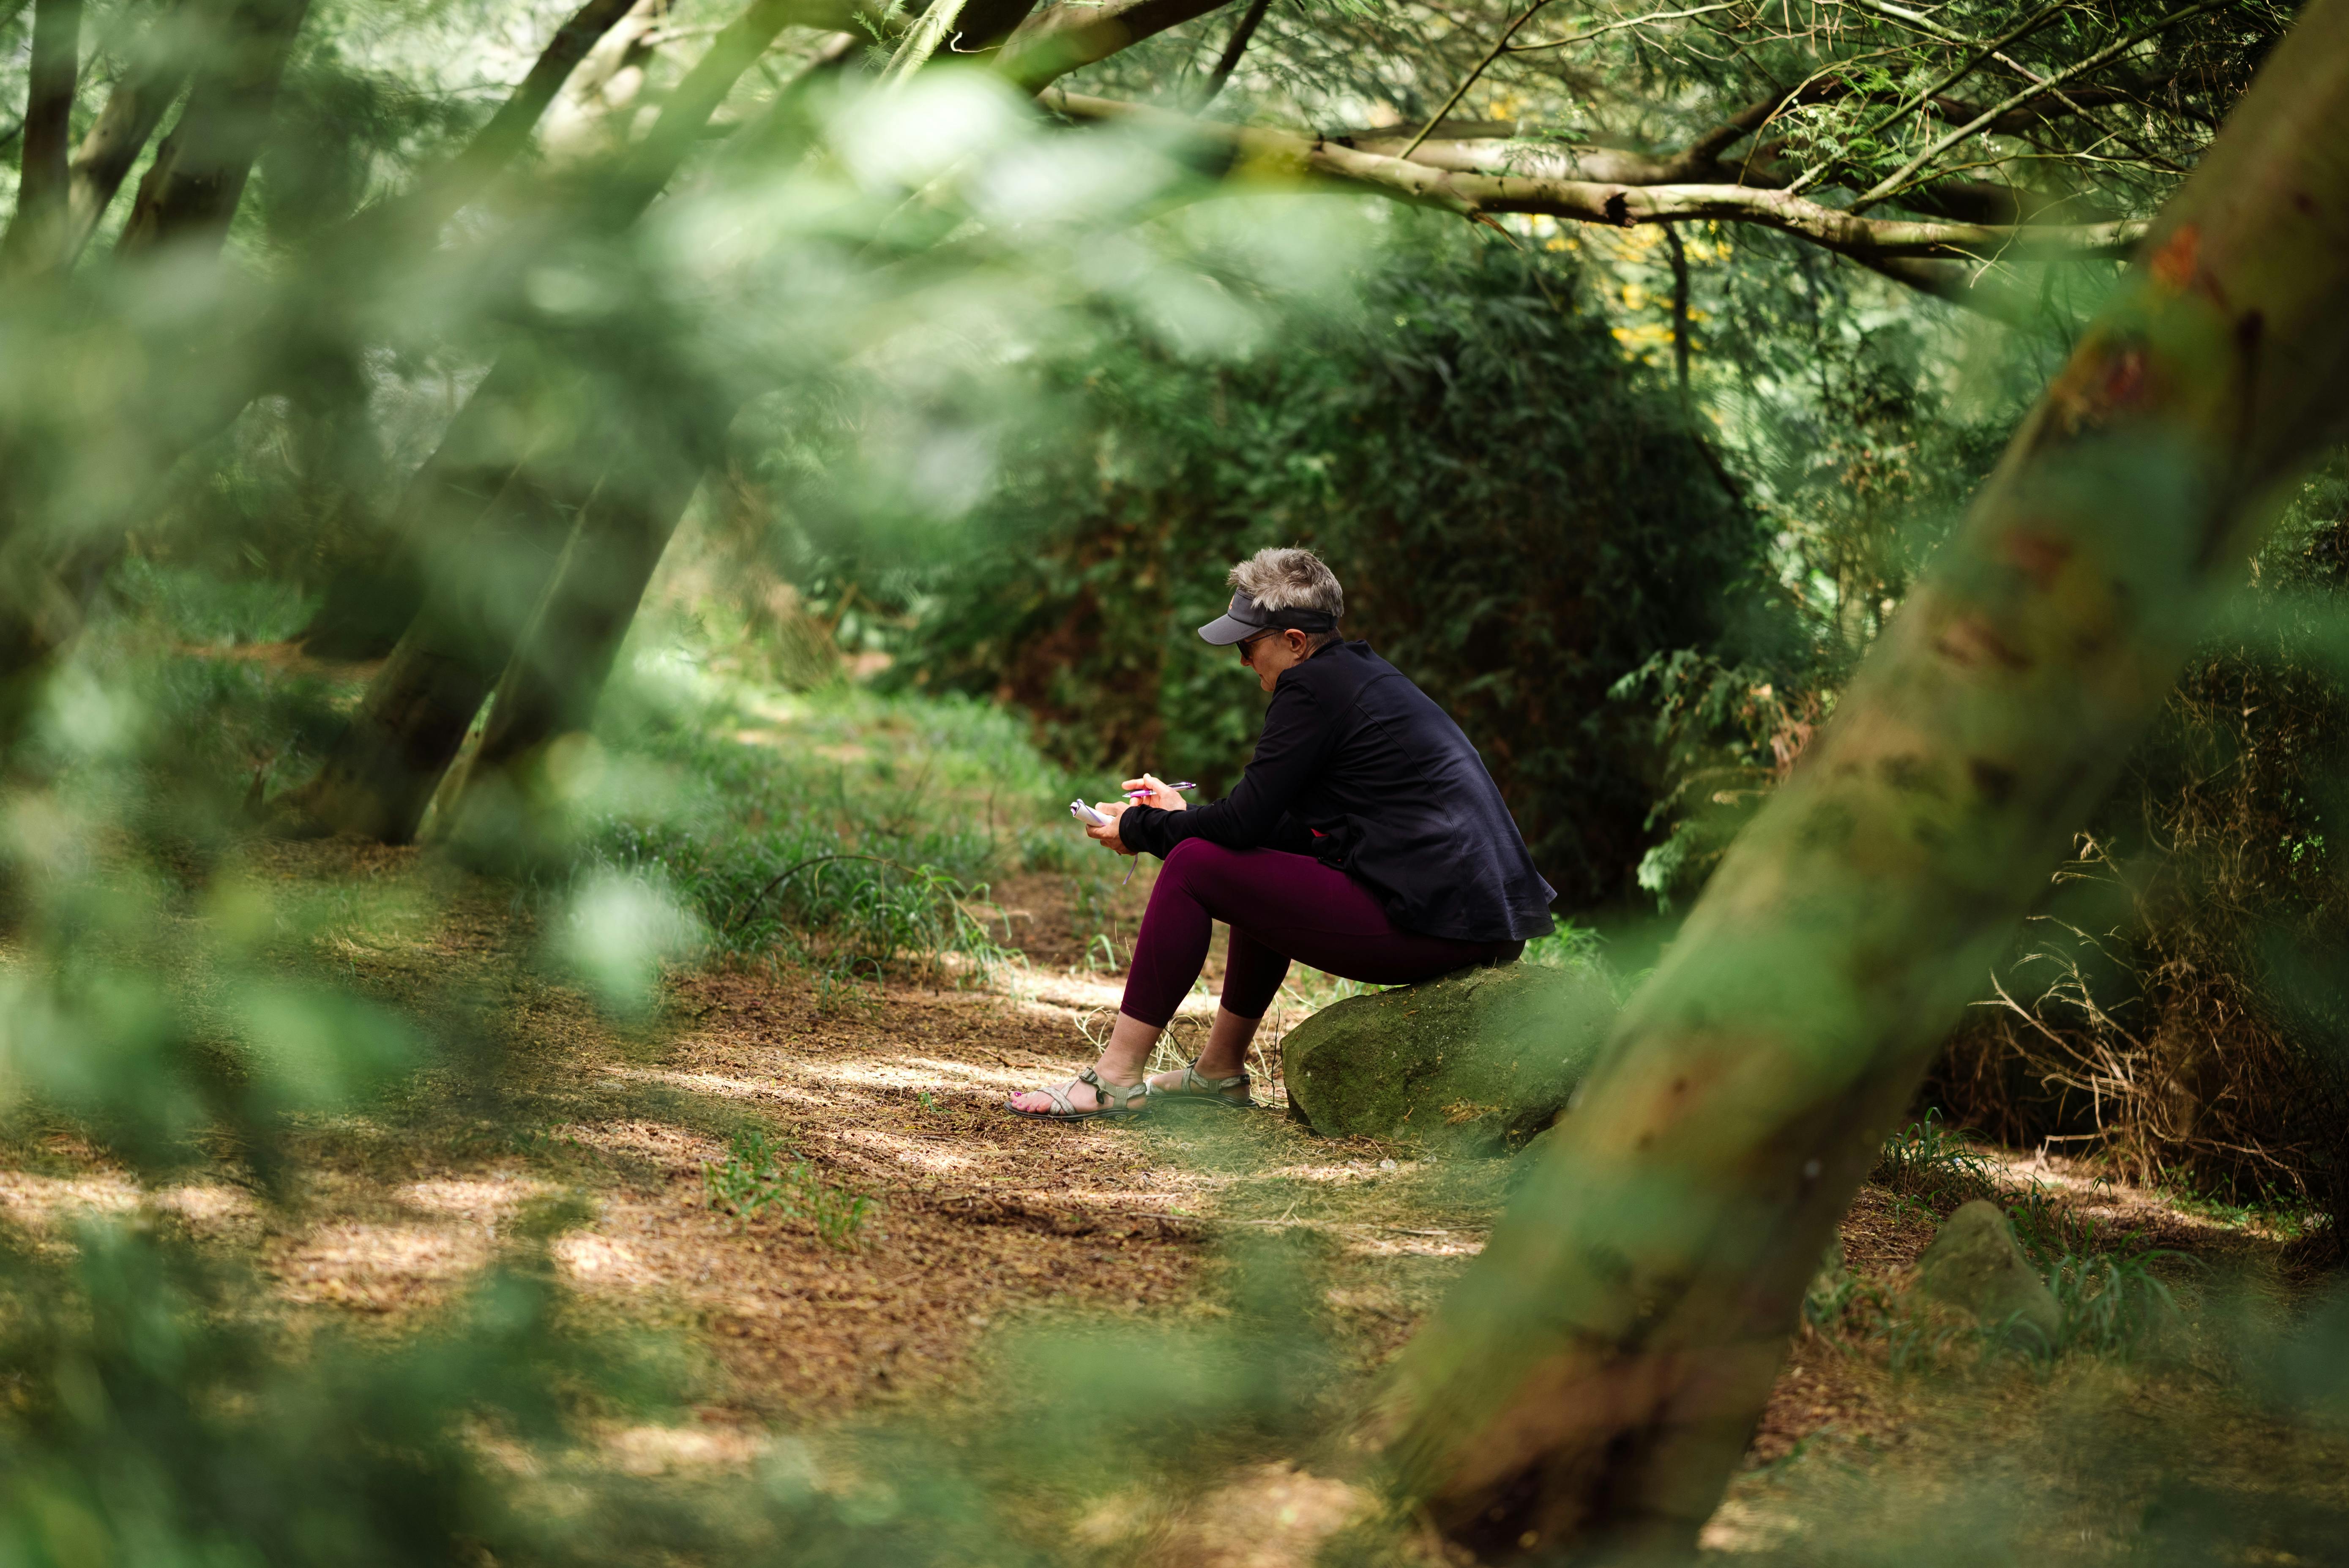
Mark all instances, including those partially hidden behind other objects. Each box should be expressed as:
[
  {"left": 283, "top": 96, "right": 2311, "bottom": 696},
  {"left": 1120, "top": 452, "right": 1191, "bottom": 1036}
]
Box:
[{"left": 2, "top": 841, "right": 2341, "bottom": 1557}]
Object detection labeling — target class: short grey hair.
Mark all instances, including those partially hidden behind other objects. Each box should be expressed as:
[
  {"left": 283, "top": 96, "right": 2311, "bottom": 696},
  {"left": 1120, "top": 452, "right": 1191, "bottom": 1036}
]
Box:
[{"left": 1229, "top": 546, "right": 1343, "bottom": 623}]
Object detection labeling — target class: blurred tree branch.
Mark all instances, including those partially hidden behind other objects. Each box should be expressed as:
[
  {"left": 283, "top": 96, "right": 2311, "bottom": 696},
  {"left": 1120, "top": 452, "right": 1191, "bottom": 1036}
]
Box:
[
  {"left": 1193, "top": 0, "right": 1268, "bottom": 107},
  {"left": 116, "top": 0, "right": 312, "bottom": 257},
  {"left": 1047, "top": 89, "right": 2138, "bottom": 314},
  {"left": 57, "top": 0, "right": 197, "bottom": 264},
  {"left": 997, "top": 0, "right": 1240, "bottom": 91},
  {"left": 362, "top": 0, "right": 642, "bottom": 234},
  {"left": 0, "top": 0, "right": 82, "bottom": 273}
]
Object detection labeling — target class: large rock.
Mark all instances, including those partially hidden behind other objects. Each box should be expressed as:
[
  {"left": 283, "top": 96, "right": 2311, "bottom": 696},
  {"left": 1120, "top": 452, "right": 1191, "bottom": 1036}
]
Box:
[
  {"left": 1912, "top": 1199, "right": 2060, "bottom": 1344},
  {"left": 1279, "top": 962, "right": 1614, "bottom": 1153}
]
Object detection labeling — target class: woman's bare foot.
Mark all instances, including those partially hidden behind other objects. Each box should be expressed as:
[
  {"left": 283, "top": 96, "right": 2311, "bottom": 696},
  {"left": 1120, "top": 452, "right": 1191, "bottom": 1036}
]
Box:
[
  {"left": 1145, "top": 1061, "right": 1246, "bottom": 1093},
  {"left": 1007, "top": 1012, "right": 1163, "bottom": 1117},
  {"left": 1007, "top": 1073, "right": 1142, "bottom": 1115},
  {"left": 1144, "top": 1007, "right": 1262, "bottom": 1099},
  {"left": 1146, "top": 1059, "right": 1251, "bottom": 1105}
]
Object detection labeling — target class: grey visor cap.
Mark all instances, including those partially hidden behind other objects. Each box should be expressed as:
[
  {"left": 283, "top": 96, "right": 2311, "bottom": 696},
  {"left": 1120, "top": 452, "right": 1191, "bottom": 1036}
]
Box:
[{"left": 1196, "top": 590, "right": 1338, "bottom": 645}]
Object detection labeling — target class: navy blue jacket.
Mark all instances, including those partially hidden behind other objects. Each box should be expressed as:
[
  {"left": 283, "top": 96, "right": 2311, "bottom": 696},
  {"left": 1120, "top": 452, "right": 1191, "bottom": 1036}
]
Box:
[{"left": 1117, "top": 641, "right": 1555, "bottom": 942}]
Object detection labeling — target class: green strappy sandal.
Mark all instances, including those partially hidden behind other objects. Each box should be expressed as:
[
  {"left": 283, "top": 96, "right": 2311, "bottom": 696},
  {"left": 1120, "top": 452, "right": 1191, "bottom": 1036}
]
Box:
[
  {"left": 1005, "top": 1067, "right": 1150, "bottom": 1122},
  {"left": 1151, "top": 1060, "right": 1253, "bottom": 1109}
]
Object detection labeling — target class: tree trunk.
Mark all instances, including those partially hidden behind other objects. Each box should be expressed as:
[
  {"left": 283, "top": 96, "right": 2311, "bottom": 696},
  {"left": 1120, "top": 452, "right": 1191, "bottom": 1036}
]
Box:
[
  {"left": 0, "top": 0, "right": 83, "bottom": 273},
  {"left": 437, "top": 454, "right": 707, "bottom": 860},
  {"left": 60, "top": 0, "right": 200, "bottom": 263},
  {"left": 115, "top": 0, "right": 312, "bottom": 257},
  {"left": 281, "top": 0, "right": 803, "bottom": 837},
  {"left": 286, "top": 449, "right": 597, "bottom": 841},
  {"left": 537, "top": 0, "right": 669, "bottom": 164},
  {"left": 1371, "top": 4, "right": 2349, "bottom": 1558}
]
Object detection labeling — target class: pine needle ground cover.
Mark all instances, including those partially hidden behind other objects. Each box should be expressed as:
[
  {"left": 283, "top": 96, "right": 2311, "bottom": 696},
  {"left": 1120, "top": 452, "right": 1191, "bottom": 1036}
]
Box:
[{"left": 5, "top": 630, "right": 2347, "bottom": 1564}]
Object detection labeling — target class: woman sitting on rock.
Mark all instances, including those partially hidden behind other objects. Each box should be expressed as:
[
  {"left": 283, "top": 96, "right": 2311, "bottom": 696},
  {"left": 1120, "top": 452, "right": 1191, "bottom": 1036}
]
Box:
[{"left": 1008, "top": 546, "right": 1555, "bottom": 1120}]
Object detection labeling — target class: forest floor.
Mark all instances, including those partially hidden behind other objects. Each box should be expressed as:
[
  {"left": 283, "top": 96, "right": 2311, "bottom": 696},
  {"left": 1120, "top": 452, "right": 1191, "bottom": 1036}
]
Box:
[{"left": 5, "top": 833, "right": 2346, "bottom": 1563}]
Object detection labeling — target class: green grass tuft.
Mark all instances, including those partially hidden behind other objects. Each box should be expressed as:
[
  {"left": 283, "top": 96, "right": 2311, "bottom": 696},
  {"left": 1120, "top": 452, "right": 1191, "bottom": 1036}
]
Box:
[
  {"left": 1874, "top": 1108, "right": 1998, "bottom": 1207},
  {"left": 703, "top": 1128, "right": 875, "bottom": 1249}
]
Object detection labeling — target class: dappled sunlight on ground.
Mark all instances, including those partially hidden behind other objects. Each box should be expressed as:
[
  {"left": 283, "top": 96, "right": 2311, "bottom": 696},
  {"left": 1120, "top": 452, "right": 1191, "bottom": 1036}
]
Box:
[
  {"left": 605, "top": 1421, "right": 767, "bottom": 1476},
  {"left": 0, "top": 1164, "right": 259, "bottom": 1243},
  {"left": 399, "top": 1174, "right": 553, "bottom": 1224},
  {"left": 1136, "top": 1463, "right": 1397, "bottom": 1568},
  {"left": 275, "top": 1221, "right": 489, "bottom": 1312},
  {"left": 6, "top": 836, "right": 2344, "bottom": 1562},
  {"left": 0, "top": 1169, "right": 145, "bottom": 1228}
]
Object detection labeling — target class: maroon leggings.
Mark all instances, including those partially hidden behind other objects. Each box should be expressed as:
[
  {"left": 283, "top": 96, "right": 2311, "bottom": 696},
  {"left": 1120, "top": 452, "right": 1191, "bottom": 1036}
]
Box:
[{"left": 1119, "top": 839, "right": 1523, "bottom": 1028}]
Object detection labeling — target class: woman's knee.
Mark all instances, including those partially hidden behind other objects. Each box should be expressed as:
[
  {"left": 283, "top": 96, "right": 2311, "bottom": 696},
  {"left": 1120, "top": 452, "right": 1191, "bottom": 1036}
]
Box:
[{"left": 1160, "top": 836, "right": 1225, "bottom": 883}]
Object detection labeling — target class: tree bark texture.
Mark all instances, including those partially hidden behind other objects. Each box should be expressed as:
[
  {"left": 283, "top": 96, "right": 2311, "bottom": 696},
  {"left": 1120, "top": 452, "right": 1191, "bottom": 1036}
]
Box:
[
  {"left": 1, "top": 0, "right": 82, "bottom": 272},
  {"left": 60, "top": 0, "right": 197, "bottom": 263},
  {"left": 286, "top": 0, "right": 797, "bottom": 839},
  {"left": 1371, "top": 3, "right": 2349, "bottom": 1557},
  {"left": 439, "top": 453, "right": 707, "bottom": 856},
  {"left": 997, "top": 0, "right": 1236, "bottom": 92},
  {"left": 290, "top": 432, "right": 598, "bottom": 841},
  {"left": 115, "top": 0, "right": 312, "bottom": 257},
  {"left": 365, "top": 0, "right": 639, "bottom": 230}
]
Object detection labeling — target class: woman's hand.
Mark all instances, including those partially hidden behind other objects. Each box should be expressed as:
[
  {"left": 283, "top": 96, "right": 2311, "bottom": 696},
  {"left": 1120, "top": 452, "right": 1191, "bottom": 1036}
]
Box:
[
  {"left": 1085, "top": 801, "right": 1136, "bottom": 855},
  {"left": 1121, "top": 774, "right": 1188, "bottom": 811}
]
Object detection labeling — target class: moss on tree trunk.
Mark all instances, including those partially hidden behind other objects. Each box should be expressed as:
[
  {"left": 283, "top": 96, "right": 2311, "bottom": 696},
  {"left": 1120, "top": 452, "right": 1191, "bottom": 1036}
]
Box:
[{"left": 1370, "top": 5, "right": 2349, "bottom": 1557}]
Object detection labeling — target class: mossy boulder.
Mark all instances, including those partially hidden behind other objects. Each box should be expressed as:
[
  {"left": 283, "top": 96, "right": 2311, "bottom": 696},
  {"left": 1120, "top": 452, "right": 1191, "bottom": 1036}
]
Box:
[
  {"left": 1912, "top": 1199, "right": 2060, "bottom": 1344},
  {"left": 1279, "top": 962, "right": 1616, "bottom": 1153}
]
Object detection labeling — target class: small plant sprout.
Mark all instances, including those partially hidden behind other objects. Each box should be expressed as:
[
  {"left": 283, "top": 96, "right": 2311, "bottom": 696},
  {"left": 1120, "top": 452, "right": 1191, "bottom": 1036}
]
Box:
[
  {"left": 703, "top": 1128, "right": 875, "bottom": 1249},
  {"left": 1874, "top": 1108, "right": 1998, "bottom": 1206}
]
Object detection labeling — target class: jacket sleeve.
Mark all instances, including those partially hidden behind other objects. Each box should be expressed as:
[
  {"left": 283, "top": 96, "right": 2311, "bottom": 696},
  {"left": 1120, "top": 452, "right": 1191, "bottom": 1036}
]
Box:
[{"left": 1120, "top": 676, "right": 1339, "bottom": 858}]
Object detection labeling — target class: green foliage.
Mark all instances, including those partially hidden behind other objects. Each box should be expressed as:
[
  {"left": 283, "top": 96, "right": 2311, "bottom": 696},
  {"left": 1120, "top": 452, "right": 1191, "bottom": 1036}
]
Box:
[
  {"left": 1521, "top": 915, "right": 1605, "bottom": 974},
  {"left": 1066, "top": 867, "right": 1126, "bottom": 972},
  {"left": 875, "top": 222, "right": 1765, "bottom": 905},
  {"left": 2039, "top": 1246, "right": 2190, "bottom": 1360},
  {"left": 1928, "top": 479, "right": 2349, "bottom": 1243},
  {"left": 1801, "top": 1243, "right": 1888, "bottom": 1339},
  {"left": 582, "top": 675, "right": 1047, "bottom": 986},
  {"left": 0, "top": 0, "right": 2334, "bottom": 1559},
  {"left": 703, "top": 1127, "right": 874, "bottom": 1247},
  {"left": 0, "top": 1221, "right": 674, "bottom": 1568},
  {"left": 1873, "top": 1108, "right": 1997, "bottom": 1208},
  {"left": 2003, "top": 1183, "right": 2189, "bottom": 1361}
]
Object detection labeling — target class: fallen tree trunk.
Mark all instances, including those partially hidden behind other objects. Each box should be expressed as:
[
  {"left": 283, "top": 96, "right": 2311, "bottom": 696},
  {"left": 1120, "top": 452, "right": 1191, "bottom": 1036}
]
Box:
[{"left": 1369, "top": 2, "right": 2349, "bottom": 1557}]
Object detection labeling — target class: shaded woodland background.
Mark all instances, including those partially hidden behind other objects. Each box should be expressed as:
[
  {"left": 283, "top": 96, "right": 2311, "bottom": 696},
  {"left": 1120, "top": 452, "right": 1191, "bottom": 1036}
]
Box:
[{"left": 3, "top": 0, "right": 2349, "bottom": 1559}]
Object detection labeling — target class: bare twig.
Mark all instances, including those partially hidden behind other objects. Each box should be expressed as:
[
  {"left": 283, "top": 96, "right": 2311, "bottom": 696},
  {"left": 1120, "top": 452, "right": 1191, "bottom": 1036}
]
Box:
[
  {"left": 1853, "top": 0, "right": 2227, "bottom": 212},
  {"left": 1048, "top": 90, "right": 2144, "bottom": 268},
  {"left": 884, "top": 0, "right": 971, "bottom": 82},
  {"left": 1195, "top": 0, "right": 1270, "bottom": 107},
  {"left": 1395, "top": 0, "right": 1558, "bottom": 163},
  {"left": 1506, "top": 0, "right": 1738, "bottom": 51},
  {"left": 1785, "top": 0, "right": 2068, "bottom": 197},
  {"left": 1663, "top": 221, "right": 1691, "bottom": 407}
]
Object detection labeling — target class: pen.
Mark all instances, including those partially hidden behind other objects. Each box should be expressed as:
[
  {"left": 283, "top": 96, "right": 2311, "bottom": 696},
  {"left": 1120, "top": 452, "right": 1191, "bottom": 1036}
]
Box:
[{"left": 1125, "top": 780, "right": 1196, "bottom": 798}]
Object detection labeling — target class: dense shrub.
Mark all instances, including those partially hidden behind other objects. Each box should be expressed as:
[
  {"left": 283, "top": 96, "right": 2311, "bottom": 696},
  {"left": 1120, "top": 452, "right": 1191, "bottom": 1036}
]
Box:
[
  {"left": 880, "top": 229, "right": 1767, "bottom": 906},
  {"left": 1926, "top": 497, "right": 2349, "bottom": 1241}
]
